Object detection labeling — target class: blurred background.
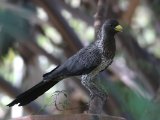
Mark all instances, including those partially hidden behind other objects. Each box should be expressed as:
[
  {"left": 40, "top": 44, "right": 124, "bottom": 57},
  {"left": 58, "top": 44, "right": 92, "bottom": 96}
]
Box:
[{"left": 0, "top": 0, "right": 160, "bottom": 120}]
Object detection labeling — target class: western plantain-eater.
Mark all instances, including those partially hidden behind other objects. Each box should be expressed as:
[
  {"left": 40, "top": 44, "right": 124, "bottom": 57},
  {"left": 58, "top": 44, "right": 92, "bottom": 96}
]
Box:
[{"left": 7, "top": 19, "right": 123, "bottom": 107}]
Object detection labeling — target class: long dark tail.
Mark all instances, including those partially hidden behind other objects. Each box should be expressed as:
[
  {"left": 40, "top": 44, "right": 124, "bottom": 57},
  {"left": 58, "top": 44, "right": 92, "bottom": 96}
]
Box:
[{"left": 7, "top": 79, "right": 59, "bottom": 107}]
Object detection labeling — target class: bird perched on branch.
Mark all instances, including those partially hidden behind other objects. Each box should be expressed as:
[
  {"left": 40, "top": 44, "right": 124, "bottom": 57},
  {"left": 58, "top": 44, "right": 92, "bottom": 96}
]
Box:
[{"left": 7, "top": 19, "right": 123, "bottom": 107}]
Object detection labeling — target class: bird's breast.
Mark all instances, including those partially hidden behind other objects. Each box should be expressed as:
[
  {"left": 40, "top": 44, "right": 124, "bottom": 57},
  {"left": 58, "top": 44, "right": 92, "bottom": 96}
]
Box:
[{"left": 82, "top": 56, "right": 112, "bottom": 81}]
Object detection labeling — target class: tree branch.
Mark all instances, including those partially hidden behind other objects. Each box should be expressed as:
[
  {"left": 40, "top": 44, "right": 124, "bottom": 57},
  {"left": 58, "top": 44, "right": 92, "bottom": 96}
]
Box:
[{"left": 33, "top": 0, "right": 83, "bottom": 55}]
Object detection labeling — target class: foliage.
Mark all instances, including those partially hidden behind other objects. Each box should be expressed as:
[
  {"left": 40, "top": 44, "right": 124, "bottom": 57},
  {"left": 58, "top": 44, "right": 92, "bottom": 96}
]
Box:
[
  {"left": 0, "top": 9, "right": 32, "bottom": 57},
  {"left": 0, "top": 0, "right": 160, "bottom": 120}
]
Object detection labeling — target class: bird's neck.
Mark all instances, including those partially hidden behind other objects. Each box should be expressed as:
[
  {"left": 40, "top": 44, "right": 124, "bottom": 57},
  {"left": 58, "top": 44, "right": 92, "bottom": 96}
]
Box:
[{"left": 96, "top": 30, "right": 116, "bottom": 58}]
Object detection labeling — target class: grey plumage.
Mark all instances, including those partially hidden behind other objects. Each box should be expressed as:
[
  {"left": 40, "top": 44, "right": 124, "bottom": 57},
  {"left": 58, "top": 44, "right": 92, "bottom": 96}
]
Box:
[{"left": 7, "top": 19, "right": 122, "bottom": 107}]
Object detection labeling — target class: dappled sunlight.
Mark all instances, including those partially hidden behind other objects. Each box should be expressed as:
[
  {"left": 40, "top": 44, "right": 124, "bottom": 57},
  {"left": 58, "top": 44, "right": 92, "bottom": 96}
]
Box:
[{"left": 0, "top": 0, "right": 160, "bottom": 120}]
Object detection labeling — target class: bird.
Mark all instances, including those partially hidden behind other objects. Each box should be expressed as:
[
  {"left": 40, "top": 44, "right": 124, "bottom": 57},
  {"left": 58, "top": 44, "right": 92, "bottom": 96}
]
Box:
[{"left": 7, "top": 19, "right": 123, "bottom": 107}]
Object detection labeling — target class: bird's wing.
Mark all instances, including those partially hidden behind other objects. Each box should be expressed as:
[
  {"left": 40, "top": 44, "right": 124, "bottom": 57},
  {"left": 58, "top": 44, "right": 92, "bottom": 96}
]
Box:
[
  {"left": 59, "top": 45, "right": 102, "bottom": 76},
  {"left": 42, "top": 45, "right": 101, "bottom": 79}
]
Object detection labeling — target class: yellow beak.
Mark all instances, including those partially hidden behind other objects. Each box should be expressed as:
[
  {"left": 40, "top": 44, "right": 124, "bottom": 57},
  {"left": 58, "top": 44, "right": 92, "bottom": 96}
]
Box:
[{"left": 114, "top": 25, "right": 123, "bottom": 32}]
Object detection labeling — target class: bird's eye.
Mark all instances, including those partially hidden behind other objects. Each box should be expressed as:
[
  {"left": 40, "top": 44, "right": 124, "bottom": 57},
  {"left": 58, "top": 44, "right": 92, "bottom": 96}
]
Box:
[{"left": 109, "top": 24, "right": 113, "bottom": 27}]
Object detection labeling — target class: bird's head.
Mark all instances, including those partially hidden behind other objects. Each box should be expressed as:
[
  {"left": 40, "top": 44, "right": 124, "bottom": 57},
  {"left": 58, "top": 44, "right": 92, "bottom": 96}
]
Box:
[{"left": 102, "top": 19, "right": 123, "bottom": 35}]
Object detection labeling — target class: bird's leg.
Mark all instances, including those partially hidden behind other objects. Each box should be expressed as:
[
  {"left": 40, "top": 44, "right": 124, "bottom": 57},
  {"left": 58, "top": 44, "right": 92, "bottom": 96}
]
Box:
[
  {"left": 89, "top": 80, "right": 108, "bottom": 100},
  {"left": 81, "top": 75, "right": 108, "bottom": 101},
  {"left": 81, "top": 75, "right": 93, "bottom": 98}
]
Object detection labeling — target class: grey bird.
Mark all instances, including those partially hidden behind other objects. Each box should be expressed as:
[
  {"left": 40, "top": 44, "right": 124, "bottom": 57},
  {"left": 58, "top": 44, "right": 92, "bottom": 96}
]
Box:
[{"left": 7, "top": 19, "right": 123, "bottom": 107}]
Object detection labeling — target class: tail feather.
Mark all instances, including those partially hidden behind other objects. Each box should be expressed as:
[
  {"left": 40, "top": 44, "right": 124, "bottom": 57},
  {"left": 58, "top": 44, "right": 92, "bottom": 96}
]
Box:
[{"left": 7, "top": 79, "right": 59, "bottom": 107}]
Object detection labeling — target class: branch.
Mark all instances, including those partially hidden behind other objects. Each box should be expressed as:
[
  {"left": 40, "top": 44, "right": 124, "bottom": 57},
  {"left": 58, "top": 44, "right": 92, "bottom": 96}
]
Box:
[
  {"left": 118, "top": 33, "right": 160, "bottom": 91},
  {"left": 94, "top": 0, "right": 107, "bottom": 33},
  {"left": 33, "top": 0, "right": 83, "bottom": 55},
  {"left": 57, "top": 0, "right": 94, "bottom": 26},
  {"left": 122, "top": 0, "right": 140, "bottom": 24}
]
